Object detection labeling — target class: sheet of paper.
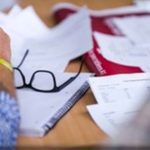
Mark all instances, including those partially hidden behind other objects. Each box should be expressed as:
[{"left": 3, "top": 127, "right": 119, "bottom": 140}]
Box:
[
  {"left": 8, "top": 4, "right": 22, "bottom": 16},
  {"left": 134, "top": 0, "right": 150, "bottom": 8},
  {"left": 3, "top": 6, "right": 50, "bottom": 39},
  {"left": 87, "top": 73, "right": 150, "bottom": 137},
  {"left": 0, "top": 5, "right": 94, "bottom": 136},
  {"left": 0, "top": 6, "right": 93, "bottom": 136},
  {"left": 0, "top": 6, "right": 92, "bottom": 72},
  {"left": 11, "top": 7, "right": 93, "bottom": 72},
  {"left": 0, "top": 5, "right": 21, "bottom": 25},
  {"left": 111, "top": 16, "right": 150, "bottom": 45},
  {"left": 15, "top": 71, "right": 92, "bottom": 136},
  {"left": 0, "top": 12, "right": 6, "bottom": 26},
  {"left": 87, "top": 104, "right": 137, "bottom": 137},
  {"left": 94, "top": 31, "right": 150, "bottom": 71},
  {"left": 89, "top": 73, "right": 150, "bottom": 105}
]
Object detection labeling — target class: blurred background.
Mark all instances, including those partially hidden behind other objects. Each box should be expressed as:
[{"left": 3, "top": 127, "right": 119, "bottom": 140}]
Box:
[
  {"left": 0, "top": 0, "right": 134, "bottom": 27},
  {"left": 1, "top": 0, "right": 150, "bottom": 148}
]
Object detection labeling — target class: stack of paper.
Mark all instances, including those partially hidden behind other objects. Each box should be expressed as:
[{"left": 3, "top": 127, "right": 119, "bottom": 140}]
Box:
[
  {"left": 51, "top": 5, "right": 150, "bottom": 140},
  {"left": 87, "top": 73, "right": 150, "bottom": 137},
  {"left": 52, "top": 2, "right": 150, "bottom": 75},
  {"left": 0, "top": 5, "right": 93, "bottom": 136},
  {"left": 0, "top": 5, "right": 93, "bottom": 71}
]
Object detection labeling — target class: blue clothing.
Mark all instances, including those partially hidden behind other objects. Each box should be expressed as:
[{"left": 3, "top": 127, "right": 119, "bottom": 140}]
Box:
[{"left": 0, "top": 91, "right": 20, "bottom": 147}]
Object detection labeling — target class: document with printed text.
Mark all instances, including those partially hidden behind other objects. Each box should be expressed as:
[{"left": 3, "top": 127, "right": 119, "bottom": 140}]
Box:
[{"left": 87, "top": 73, "right": 150, "bottom": 137}]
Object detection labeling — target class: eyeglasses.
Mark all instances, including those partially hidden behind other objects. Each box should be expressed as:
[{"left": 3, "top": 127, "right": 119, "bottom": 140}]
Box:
[{"left": 13, "top": 50, "right": 83, "bottom": 93}]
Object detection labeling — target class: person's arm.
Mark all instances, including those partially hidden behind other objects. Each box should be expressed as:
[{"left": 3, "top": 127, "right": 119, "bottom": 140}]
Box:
[
  {"left": 0, "top": 28, "right": 20, "bottom": 147},
  {"left": 0, "top": 28, "right": 16, "bottom": 97}
]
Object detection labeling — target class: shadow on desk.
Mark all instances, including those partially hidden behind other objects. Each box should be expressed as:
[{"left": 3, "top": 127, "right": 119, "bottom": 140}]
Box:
[{"left": 16, "top": 146, "right": 145, "bottom": 150}]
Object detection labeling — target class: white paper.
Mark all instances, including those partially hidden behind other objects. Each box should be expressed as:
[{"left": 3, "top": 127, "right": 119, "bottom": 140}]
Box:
[
  {"left": 87, "top": 104, "right": 137, "bottom": 137},
  {"left": 0, "top": 6, "right": 93, "bottom": 72},
  {"left": 94, "top": 31, "right": 150, "bottom": 71},
  {"left": 134, "top": 0, "right": 150, "bottom": 8},
  {"left": 11, "top": 7, "right": 93, "bottom": 72},
  {"left": 111, "top": 16, "right": 150, "bottom": 45},
  {"left": 0, "top": 5, "right": 21, "bottom": 25},
  {"left": 0, "top": 12, "right": 6, "bottom": 26},
  {"left": 16, "top": 72, "right": 91, "bottom": 136},
  {"left": 3, "top": 6, "right": 50, "bottom": 39},
  {"left": 87, "top": 73, "right": 150, "bottom": 137},
  {"left": 0, "top": 6, "right": 94, "bottom": 136},
  {"left": 0, "top": 6, "right": 93, "bottom": 136},
  {"left": 8, "top": 4, "right": 22, "bottom": 16}
]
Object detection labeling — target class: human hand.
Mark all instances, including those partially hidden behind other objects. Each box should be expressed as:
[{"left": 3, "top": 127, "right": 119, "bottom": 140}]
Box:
[{"left": 0, "top": 28, "right": 11, "bottom": 62}]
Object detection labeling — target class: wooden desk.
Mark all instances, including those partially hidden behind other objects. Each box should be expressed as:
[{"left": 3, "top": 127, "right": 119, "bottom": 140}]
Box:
[{"left": 16, "top": 0, "right": 133, "bottom": 147}]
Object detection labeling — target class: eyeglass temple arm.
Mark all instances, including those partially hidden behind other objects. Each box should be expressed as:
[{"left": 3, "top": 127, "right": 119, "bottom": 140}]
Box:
[
  {"left": 75, "top": 58, "right": 84, "bottom": 77},
  {"left": 57, "top": 59, "right": 84, "bottom": 91},
  {"left": 16, "top": 49, "right": 29, "bottom": 68}
]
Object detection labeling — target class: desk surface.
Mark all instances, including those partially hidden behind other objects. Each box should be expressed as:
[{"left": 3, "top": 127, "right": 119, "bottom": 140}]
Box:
[{"left": 17, "top": 0, "right": 133, "bottom": 147}]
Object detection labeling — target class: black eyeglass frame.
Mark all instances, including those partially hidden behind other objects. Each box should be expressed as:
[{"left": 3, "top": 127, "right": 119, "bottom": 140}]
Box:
[{"left": 13, "top": 50, "right": 83, "bottom": 93}]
